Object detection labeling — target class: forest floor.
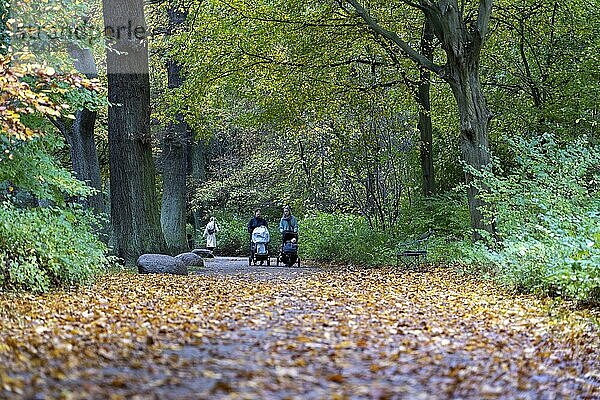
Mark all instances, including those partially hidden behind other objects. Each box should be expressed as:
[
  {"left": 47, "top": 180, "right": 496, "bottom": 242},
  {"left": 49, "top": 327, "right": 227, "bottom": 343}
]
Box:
[{"left": 0, "top": 257, "right": 599, "bottom": 399}]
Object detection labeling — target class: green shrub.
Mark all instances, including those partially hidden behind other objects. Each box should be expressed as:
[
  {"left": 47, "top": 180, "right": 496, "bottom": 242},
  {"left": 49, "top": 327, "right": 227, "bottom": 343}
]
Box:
[
  {"left": 0, "top": 204, "right": 108, "bottom": 293},
  {"left": 206, "top": 212, "right": 396, "bottom": 264},
  {"left": 0, "top": 128, "right": 109, "bottom": 293},
  {"left": 391, "top": 193, "right": 474, "bottom": 265},
  {"left": 300, "top": 213, "right": 398, "bottom": 266},
  {"left": 477, "top": 134, "right": 600, "bottom": 304},
  {"left": 209, "top": 202, "right": 473, "bottom": 266},
  {"left": 396, "top": 193, "right": 471, "bottom": 240}
]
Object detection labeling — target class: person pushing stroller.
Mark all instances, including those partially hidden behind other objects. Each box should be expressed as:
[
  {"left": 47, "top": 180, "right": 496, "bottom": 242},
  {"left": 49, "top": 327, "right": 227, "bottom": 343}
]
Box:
[
  {"left": 278, "top": 205, "right": 298, "bottom": 236},
  {"left": 277, "top": 205, "right": 300, "bottom": 267},
  {"left": 248, "top": 208, "right": 270, "bottom": 266},
  {"left": 248, "top": 208, "right": 268, "bottom": 233}
]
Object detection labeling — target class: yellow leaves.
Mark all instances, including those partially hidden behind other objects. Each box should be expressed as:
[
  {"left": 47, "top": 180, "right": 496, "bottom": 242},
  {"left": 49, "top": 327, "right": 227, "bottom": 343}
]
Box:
[
  {"left": 0, "top": 54, "right": 98, "bottom": 140},
  {"left": 296, "top": 335, "right": 312, "bottom": 343},
  {"left": 0, "top": 270, "right": 599, "bottom": 398},
  {"left": 0, "top": 369, "right": 26, "bottom": 395},
  {"left": 34, "top": 325, "right": 49, "bottom": 335},
  {"left": 334, "top": 340, "right": 354, "bottom": 349}
]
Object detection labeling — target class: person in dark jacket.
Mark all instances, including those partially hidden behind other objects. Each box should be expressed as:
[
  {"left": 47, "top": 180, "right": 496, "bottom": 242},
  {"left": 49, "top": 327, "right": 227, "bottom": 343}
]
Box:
[
  {"left": 248, "top": 208, "right": 269, "bottom": 265},
  {"left": 248, "top": 208, "right": 268, "bottom": 234}
]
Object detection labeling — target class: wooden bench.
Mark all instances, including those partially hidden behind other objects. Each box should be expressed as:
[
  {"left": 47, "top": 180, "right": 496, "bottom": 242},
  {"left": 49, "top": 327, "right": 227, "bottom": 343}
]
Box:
[{"left": 396, "top": 230, "right": 433, "bottom": 269}]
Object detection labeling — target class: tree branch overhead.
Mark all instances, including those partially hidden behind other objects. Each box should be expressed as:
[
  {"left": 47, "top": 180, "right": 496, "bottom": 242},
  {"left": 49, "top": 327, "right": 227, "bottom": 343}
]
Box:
[{"left": 346, "top": 0, "right": 443, "bottom": 74}]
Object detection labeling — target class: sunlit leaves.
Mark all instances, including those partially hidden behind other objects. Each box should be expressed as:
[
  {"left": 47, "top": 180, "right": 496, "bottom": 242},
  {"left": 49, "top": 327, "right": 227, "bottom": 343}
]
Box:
[{"left": 0, "top": 55, "right": 97, "bottom": 140}]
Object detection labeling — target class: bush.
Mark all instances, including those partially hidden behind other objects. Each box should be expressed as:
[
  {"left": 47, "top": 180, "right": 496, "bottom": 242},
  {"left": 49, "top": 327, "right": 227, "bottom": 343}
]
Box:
[
  {"left": 0, "top": 128, "right": 109, "bottom": 293},
  {"left": 0, "top": 204, "right": 108, "bottom": 293},
  {"left": 396, "top": 193, "right": 472, "bottom": 240},
  {"left": 392, "top": 193, "right": 474, "bottom": 265},
  {"left": 478, "top": 134, "right": 600, "bottom": 304},
  {"left": 207, "top": 212, "right": 397, "bottom": 264},
  {"left": 209, "top": 202, "right": 473, "bottom": 266},
  {"left": 300, "top": 213, "right": 398, "bottom": 266},
  {"left": 0, "top": 62, "right": 108, "bottom": 293}
]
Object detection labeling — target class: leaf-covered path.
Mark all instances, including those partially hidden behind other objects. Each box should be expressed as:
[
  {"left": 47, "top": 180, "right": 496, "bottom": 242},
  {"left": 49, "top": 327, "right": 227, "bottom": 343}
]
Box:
[{"left": 1, "top": 258, "right": 599, "bottom": 399}]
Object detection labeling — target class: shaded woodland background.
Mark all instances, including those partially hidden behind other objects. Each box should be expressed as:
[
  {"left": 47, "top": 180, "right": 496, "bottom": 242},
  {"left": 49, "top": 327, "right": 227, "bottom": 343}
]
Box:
[{"left": 0, "top": 0, "right": 599, "bottom": 303}]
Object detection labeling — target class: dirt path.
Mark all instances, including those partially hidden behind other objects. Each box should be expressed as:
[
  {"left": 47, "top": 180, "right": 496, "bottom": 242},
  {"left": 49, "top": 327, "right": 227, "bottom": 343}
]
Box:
[
  {"left": 197, "top": 256, "right": 324, "bottom": 280},
  {"left": 1, "top": 258, "right": 599, "bottom": 399}
]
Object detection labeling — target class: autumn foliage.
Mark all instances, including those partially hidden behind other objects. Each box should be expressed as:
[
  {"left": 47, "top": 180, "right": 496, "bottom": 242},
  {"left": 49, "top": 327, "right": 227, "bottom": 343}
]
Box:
[
  {"left": 0, "top": 53, "right": 106, "bottom": 293},
  {"left": 1, "top": 268, "right": 598, "bottom": 399},
  {"left": 0, "top": 55, "right": 96, "bottom": 140}
]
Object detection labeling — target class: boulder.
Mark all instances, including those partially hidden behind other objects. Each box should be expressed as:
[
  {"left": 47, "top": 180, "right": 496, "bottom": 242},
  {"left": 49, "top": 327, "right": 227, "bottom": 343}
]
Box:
[
  {"left": 137, "top": 254, "right": 188, "bottom": 276},
  {"left": 175, "top": 252, "right": 205, "bottom": 268},
  {"left": 191, "top": 248, "right": 215, "bottom": 258}
]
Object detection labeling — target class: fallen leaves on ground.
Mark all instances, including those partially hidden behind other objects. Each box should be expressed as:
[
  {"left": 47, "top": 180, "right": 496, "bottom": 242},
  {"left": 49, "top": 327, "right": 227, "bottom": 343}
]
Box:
[{"left": 0, "top": 267, "right": 598, "bottom": 399}]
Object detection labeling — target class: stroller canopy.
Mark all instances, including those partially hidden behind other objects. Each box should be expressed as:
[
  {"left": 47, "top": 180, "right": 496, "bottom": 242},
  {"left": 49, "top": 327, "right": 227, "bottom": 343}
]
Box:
[{"left": 252, "top": 226, "right": 270, "bottom": 244}]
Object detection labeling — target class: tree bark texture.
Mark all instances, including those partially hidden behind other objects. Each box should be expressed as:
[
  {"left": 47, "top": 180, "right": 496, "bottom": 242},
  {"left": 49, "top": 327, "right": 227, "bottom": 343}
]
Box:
[
  {"left": 64, "top": 46, "right": 103, "bottom": 214},
  {"left": 417, "top": 20, "right": 435, "bottom": 197},
  {"left": 103, "top": 0, "right": 166, "bottom": 262},
  {"left": 160, "top": 6, "right": 190, "bottom": 255},
  {"left": 63, "top": 110, "right": 104, "bottom": 213},
  {"left": 346, "top": 0, "right": 496, "bottom": 240},
  {"left": 434, "top": 1, "right": 496, "bottom": 240},
  {"left": 189, "top": 139, "right": 208, "bottom": 241},
  {"left": 445, "top": 61, "right": 495, "bottom": 240},
  {"left": 160, "top": 114, "right": 189, "bottom": 253}
]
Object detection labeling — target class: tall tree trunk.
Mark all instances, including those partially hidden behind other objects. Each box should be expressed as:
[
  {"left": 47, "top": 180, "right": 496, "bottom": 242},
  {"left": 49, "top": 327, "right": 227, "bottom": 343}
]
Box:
[
  {"left": 346, "top": 0, "right": 496, "bottom": 240},
  {"left": 65, "top": 45, "right": 103, "bottom": 214},
  {"left": 432, "top": 0, "right": 496, "bottom": 241},
  {"left": 445, "top": 59, "right": 495, "bottom": 241},
  {"left": 160, "top": 113, "right": 189, "bottom": 254},
  {"left": 63, "top": 110, "right": 104, "bottom": 213},
  {"left": 160, "top": 6, "right": 189, "bottom": 255},
  {"left": 189, "top": 139, "right": 207, "bottom": 241},
  {"left": 417, "top": 20, "right": 435, "bottom": 197},
  {"left": 103, "top": 0, "right": 166, "bottom": 262}
]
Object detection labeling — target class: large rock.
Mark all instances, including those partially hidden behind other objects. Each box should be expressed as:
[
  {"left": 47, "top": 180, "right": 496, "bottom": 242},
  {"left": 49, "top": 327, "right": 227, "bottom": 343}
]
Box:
[
  {"left": 191, "top": 248, "right": 215, "bottom": 258},
  {"left": 137, "top": 254, "right": 188, "bottom": 276},
  {"left": 175, "top": 252, "right": 205, "bottom": 268}
]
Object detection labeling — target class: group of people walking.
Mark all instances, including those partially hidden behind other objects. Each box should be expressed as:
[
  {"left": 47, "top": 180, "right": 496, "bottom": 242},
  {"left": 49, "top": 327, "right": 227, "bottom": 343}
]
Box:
[{"left": 202, "top": 205, "right": 298, "bottom": 253}]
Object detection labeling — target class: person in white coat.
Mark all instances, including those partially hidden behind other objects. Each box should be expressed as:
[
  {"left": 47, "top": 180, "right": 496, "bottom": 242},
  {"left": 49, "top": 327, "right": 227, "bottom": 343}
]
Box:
[{"left": 203, "top": 216, "right": 219, "bottom": 253}]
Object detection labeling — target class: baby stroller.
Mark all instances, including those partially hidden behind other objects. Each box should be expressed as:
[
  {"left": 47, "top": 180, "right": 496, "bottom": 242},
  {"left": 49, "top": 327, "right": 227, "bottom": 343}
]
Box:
[
  {"left": 249, "top": 225, "right": 270, "bottom": 266},
  {"left": 277, "top": 231, "right": 300, "bottom": 267}
]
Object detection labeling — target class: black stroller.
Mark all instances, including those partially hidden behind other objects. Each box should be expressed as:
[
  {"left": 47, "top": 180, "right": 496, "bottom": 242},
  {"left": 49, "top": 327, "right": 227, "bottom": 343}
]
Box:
[
  {"left": 277, "top": 231, "right": 300, "bottom": 267},
  {"left": 249, "top": 225, "right": 271, "bottom": 266}
]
